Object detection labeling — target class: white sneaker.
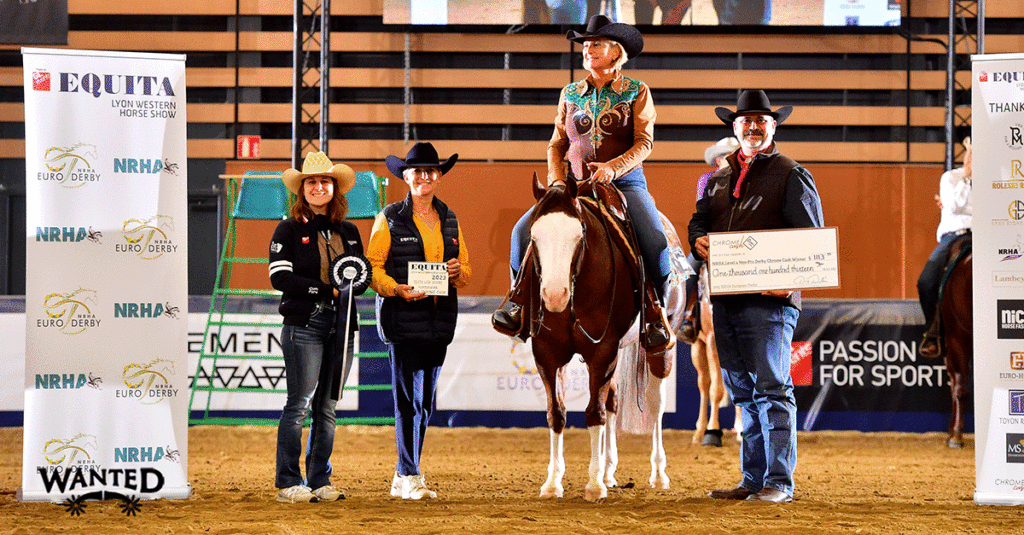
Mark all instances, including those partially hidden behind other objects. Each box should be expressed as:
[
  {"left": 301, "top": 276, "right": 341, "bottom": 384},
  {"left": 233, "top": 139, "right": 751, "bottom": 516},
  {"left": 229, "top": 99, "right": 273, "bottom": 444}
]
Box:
[
  {"left": 277, "top": 485, "right": 318, "bottom": 503},
  {"left": 390, "top": 471, "right": 404, "bottom": 498},
  {"left": 405, "top": 474, "right": 437, "bottom": 500},
  {"left": 391, "top": 473, "right": 438, "bottom": 500},
  {"left": 312, "top": 485, "right": 345, "bottom": 501}
]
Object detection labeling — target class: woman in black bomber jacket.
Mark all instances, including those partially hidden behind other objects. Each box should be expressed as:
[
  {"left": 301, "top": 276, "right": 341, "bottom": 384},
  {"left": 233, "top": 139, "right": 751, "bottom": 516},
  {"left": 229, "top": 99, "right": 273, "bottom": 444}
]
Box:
[{"left": 267, "top": 151, "right": 363, "bottom": 504}]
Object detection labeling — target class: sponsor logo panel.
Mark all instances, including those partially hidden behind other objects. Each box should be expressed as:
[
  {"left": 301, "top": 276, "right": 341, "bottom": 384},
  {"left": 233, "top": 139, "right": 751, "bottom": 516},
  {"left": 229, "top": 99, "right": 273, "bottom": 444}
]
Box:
[
  {"left": 1007, "top": 434, "right": 1024, "bottom": 464},
  {"left": 119, "top": 215, "right": 179, "bottom": 260},
  {"left": 998, "top": 300, "right": 1024, "bottom": 339},
  {"left": 34, "top": 226, "right": 104, "bottom": 244},
  {"left": 38, "top": 288, "right": 100, "bottom": 335},
  {"left": 1008, "top": 123, "right": 1024, "bottom": 151},
  {"left": 35, "top": 433, "right": 169, "bottom": 500},
  {"left": 39, "top": 143, "right": 100, "bottom": 189},
  {"left": 119, "top": 358, "right": 178, "bottom": 405}
]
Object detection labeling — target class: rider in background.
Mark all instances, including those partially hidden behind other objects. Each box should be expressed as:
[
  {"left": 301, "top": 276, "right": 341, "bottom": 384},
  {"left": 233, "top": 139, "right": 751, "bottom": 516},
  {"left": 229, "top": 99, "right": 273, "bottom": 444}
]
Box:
[
  {"left": 492, "top": 14, "right": 675, "bottom": 353},
  {"left": 918, "top": 137, "right": 972, "bottom": 358},
  {"left": 680, "top": 137, "right": 739, "bottom": 342}
]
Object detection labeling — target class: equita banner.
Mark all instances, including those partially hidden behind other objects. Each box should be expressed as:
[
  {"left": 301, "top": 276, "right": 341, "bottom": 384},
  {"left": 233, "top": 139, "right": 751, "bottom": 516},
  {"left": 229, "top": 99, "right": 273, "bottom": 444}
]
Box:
[
  {"left": 972, "top": 52, "right": 1024, "bottom": 506},
  {"left": 20, "top": 48, "right": 189, "bottom": 502}
]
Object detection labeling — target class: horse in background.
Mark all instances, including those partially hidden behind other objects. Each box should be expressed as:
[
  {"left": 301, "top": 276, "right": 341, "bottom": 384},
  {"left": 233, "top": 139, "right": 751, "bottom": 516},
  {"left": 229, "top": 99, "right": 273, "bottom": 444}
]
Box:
[
  {"left": 524, "top": 174, "right": 676, "bottom": 501},
  {"left": 932, "top": 234, "right": 972, "bottom": 448},
  {"left": 688, "top": 263, "right": 742, "bottom": 446}
]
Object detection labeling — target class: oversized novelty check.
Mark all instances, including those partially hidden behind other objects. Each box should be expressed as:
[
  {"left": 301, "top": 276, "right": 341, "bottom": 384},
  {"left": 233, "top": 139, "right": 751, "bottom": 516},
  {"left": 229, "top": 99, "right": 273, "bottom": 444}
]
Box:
[
  {"left": 708, "top": 227, "right": 839, "bottom": 295},
  {"left": 407, "top": 261, "right": 449, "bottom": 296}
]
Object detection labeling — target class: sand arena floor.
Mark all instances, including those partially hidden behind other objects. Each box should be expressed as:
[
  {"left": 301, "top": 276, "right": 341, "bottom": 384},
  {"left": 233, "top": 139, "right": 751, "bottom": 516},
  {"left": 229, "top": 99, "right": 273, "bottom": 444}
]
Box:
[{"left": 1, "top": 426, "right": 1022, "bottom": 534}]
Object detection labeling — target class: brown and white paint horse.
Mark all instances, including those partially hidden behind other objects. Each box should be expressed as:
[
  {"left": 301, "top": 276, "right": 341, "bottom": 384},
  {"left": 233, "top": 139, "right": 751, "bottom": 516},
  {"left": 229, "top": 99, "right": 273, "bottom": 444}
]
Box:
[{"left": 525, "top": 174, "right": 678, "bottom": 500}]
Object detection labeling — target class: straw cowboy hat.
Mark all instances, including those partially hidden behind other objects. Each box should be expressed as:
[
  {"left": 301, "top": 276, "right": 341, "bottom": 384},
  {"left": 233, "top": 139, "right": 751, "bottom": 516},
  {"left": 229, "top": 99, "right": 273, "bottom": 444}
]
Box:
[
  {"left": 281, "top": 151, "right": 356, "bottom": 195},
  {"left": 704, "top": 137, "right": 740, "bottom": 166},
  {"left": 566, "top": 14, "right": 644, "bottom": 60},
  {"left": 385, "top": 142, "right": 458, "bottom": 179},
  {"left": 714, "top": 90, "right": 793, "bottom": 125}
]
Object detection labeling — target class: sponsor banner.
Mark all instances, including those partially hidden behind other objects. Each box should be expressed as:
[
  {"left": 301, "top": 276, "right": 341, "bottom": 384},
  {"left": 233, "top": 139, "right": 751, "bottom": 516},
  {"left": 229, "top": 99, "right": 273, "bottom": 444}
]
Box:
[
  {"left": 436, "top": 314, "right": 677, "bottom": 413},
  {"left": 791, "top": 302, "right": 948, "bottom": 427},
  {"left": 21, "top": 49, "right": 189, "bottom": 502},
  {"left": 973, "top": 52, "right": 1024, "bottom": 506},
  {"left": 185, "top": 313, "right": 359, "bottom": 411}
]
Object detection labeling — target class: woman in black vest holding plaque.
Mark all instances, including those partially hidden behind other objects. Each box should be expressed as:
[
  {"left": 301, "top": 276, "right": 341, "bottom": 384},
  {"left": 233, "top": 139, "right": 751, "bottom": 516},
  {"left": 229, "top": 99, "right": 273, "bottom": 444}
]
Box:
[
  {"left": 367, "top": 142, "right": 472, "bottom": 500},
  {"left": 269, "top": 151, "right": 363, "bottom": 503}
]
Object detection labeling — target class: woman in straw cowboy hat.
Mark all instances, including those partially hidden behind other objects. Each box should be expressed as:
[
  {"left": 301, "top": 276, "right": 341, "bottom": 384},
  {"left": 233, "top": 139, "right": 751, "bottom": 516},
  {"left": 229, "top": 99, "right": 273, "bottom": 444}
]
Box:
[
  {"left": 268, "top": 151, "right": 362, "bottom": 503},
  {"left": 494, "top": 14, "right": 675, "bottom": 353},
  {"left": 366, "top": 142, "right": 471, "bottom": 500}
]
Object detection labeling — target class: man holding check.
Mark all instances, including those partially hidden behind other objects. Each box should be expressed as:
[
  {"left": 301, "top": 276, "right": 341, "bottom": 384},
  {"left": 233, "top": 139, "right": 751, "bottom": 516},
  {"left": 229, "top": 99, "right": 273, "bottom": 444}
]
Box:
[{"left": 687, "top": 90, "right": 824, "bottom": 504}]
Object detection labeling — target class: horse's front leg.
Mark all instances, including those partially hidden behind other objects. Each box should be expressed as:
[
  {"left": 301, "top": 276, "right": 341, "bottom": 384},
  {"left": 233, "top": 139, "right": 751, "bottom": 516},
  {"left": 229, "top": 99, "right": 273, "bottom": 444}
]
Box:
[
  {"left": 584, "top": 357, "right": 615, "bottom": 502},
  {"left": 586, "top": 424, "right": 608, "bottom": 501},
  {"left": 602, "top": 380, "right": 619, "bottom": 489},
  {"left": 947, "top": 369, "right": 966, "bottom": 449},
  {"left": 648, "top": 375, "right": 670, "bottom": 490},
  {"left": 539, "top": 364, "right": 567, "bottom": 498}
]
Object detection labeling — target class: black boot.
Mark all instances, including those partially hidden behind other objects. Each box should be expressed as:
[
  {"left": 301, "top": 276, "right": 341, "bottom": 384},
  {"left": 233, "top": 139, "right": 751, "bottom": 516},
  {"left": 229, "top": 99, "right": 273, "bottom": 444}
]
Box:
[
  {"left": 642, "top": 287, "right": 676, "bottom": 352},
  {"left": 919, "top": 312, "right": 942, "bottom": 358},
  {"left": 492, "top": 301, "right": 523, "bottom": 335}
]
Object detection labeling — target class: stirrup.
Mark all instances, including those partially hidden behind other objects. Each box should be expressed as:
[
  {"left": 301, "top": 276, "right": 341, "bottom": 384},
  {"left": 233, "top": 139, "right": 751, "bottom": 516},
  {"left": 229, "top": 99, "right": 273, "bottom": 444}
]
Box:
[
  {"left": 492, "top": 301, "right": 525, "bottom": 341},
  {"left": 919, "top": 333, "right": 941, "bottom": 359},
  {"left": 643, "top": 307, "right": 676, "bottom": 352}
]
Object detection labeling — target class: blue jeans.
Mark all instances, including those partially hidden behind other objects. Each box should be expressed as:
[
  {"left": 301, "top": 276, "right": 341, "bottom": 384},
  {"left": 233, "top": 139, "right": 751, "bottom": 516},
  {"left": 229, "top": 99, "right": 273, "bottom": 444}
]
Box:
[
  {"left": 390, "top": 341, "right": 448, "bottom": 476},
  {"left": 509, "top": 167, "right": 671, "bottom": 294},
  {"left": 917, "top": 231, "right": 961, "bottom": 323},
  {"left": 275, "top": 302, "right": 354, "bottom": 489},
  {"left": 711, "top": 297, "right": 799, "bottom": 496}
]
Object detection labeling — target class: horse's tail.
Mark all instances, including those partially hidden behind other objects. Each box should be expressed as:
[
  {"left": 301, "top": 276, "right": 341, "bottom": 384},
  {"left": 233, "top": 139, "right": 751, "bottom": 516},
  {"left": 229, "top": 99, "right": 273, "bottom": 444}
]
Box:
[{"left": 616, "top": 323, "right": 660, "bottom": 435}]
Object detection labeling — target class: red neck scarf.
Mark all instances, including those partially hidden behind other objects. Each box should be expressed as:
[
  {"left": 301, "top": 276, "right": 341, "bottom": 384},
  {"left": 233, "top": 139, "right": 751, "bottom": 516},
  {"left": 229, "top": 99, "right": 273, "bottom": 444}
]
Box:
[{"left": 733, "top": 151, "right": 753, "bottom": 199}]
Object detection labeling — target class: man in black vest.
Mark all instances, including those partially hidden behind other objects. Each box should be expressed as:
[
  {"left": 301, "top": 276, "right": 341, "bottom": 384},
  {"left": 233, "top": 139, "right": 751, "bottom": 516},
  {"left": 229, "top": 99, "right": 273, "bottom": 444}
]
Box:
[{"left": 688, "top": 90, "right": 823, "bottom": 504}]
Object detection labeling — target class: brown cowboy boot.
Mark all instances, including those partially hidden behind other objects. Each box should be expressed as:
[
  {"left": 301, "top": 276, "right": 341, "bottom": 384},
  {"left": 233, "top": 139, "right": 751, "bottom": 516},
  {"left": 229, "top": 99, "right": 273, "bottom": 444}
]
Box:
[
  {"left": 642, "top": 283, "right": 676, "bottom": 352},
  {"left": 492, "top": 250, "right": 535, "bottom": 343},
  {"left": 919, "top": 314, "right": 942, "bottom": 359}
]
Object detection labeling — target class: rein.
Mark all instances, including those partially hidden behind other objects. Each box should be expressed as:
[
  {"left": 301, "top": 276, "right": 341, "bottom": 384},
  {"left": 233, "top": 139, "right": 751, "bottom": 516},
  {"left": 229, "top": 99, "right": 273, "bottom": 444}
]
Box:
[{"left": 570, "top": 201, "right": 618, "bottom": 345}]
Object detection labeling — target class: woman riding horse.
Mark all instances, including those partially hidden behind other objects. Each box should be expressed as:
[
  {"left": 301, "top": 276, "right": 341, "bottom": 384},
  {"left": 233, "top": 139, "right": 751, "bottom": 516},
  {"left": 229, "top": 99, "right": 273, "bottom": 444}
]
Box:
[{"left": 493, "top": 14, "right": 675, "bottom": 354}]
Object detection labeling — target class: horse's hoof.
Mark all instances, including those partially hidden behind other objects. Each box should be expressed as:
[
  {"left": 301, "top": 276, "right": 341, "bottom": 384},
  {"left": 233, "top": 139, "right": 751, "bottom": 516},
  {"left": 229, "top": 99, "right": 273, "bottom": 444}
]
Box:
[
  {"left": 539, "top": 485, "right": 563, "bottom": 498},
  {"left": 702, "top": 429, "right": 724, "bottom": 447},
  {"left": 649, "top": 475, "right": 670, "bottom": 490},
  {"left": 585, "top": 484, "right": 607, "bottom": 502},
  {"left": 946, "top": 439, "right": 965, "bottom": 449},
  {"left": 679, "top": 321, "right": 697, "bottom": 344},
  {"left": 603, "top": 475, "right": 618, "bottom": 488}
]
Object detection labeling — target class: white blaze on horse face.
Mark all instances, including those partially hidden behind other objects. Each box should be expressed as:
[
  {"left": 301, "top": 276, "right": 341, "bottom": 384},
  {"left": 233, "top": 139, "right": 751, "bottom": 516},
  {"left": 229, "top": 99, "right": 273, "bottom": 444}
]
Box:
[{"left": 531, "top": 212, "right": 583, "bottom": 314}]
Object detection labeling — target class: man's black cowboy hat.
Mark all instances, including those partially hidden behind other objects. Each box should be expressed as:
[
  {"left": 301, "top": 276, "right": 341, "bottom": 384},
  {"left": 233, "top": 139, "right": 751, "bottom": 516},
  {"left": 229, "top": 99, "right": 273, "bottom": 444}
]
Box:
[
  {"left": 385, "top": 142, "right": 458, "bottom": 179},
  {"left": 566, "top": 15, "right": 644, "bottom": 60},
  {"left": 714, "top": 90, "right": 793, "bottom": 125}
]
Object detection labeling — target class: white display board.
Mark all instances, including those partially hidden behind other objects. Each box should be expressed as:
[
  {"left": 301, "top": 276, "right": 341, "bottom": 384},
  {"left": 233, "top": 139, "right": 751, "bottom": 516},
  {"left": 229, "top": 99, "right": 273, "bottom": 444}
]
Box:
[
  {"left": 971, "top": 52, "right": 1024, "bottom": 506},
  {"left": 21, "top": 48, "right": 190, "bottom": 502}
]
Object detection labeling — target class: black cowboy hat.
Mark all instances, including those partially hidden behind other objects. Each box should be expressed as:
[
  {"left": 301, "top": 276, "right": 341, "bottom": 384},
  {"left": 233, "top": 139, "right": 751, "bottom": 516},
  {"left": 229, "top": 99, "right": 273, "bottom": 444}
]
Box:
[
  {"left": 566, "top": 15, "right": 644, "bottom": 60},
  {"left": 385, "top": 142, "right": 458, "bottom": 179},
  {"left": 714, "top": 90, "right": 793, "bottom": 125}
]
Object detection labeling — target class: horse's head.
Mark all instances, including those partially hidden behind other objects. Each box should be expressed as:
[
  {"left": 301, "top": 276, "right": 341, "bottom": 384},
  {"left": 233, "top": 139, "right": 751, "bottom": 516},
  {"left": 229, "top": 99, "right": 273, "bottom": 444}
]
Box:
[{"left": 529, "top": 172, "right": 582, "bottom": 314}]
